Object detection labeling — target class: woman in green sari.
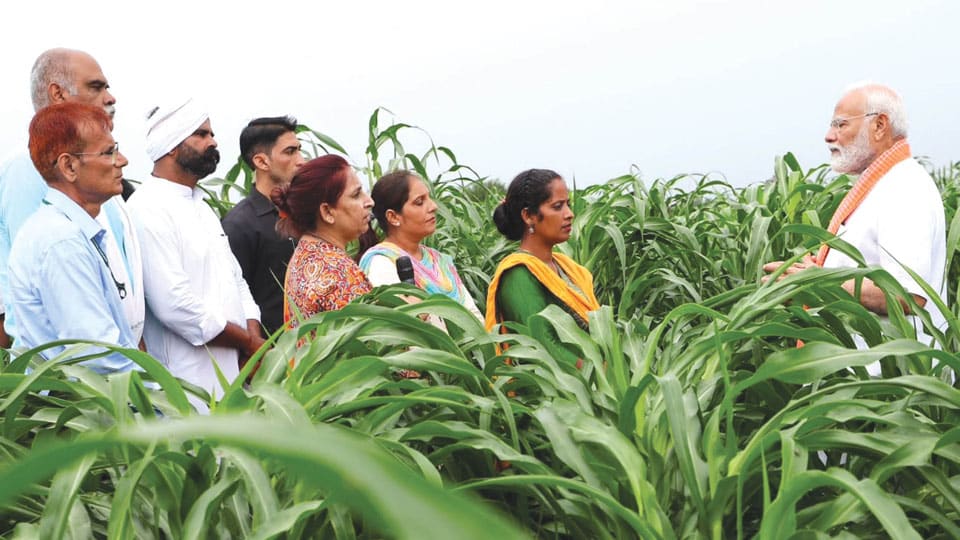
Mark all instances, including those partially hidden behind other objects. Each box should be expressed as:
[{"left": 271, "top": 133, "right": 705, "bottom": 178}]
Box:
[{"left": 485, "top": 169, "right": 599, "bottom": 365}]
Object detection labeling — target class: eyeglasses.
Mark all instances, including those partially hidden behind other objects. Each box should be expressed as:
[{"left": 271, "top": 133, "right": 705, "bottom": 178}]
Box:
[
  {"left": 829, "top": 112, "right": 878, "bottom": 130},
  {"left": 65, "top": 142, "right": 121, "bottom": 165}
]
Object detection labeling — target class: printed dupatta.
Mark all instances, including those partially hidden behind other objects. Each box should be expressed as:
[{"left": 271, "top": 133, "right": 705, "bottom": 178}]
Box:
[{"left": 358, "top": 241, "right": 470, "bottom": 304}]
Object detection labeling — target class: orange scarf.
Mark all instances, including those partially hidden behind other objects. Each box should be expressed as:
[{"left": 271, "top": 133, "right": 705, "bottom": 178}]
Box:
[
  {"left": 797, "top": 139, "right": 912, "bottom": 348},
  {"left": 814, "top": 139, "right": 911, "bottom": 266},
  {"left": 485, "top": 252, "right": 600, "bottom": 331}
]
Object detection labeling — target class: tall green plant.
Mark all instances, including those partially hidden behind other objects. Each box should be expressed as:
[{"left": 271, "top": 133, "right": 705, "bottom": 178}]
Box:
[{"left": 4, "top": 108, "right": 960, "bottom": 538}]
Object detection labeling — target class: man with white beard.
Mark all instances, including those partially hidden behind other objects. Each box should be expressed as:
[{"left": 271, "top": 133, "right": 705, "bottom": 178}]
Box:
[{"left": 764, "top": 82, "right": 947, "bottom": 358}]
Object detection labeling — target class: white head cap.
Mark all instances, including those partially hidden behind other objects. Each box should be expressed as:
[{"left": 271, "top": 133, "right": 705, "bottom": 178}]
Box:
[{"left": 144, "top": 97, "right": 208, "bottom": 162}]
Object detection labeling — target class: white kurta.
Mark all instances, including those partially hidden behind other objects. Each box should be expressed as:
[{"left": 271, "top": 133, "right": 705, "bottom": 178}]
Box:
[
  {"left": 823, "top": 158, "right": 947, "bottom": 355},
  {"left": 128, "top": 177, "right": 259, "bottom": 405}
]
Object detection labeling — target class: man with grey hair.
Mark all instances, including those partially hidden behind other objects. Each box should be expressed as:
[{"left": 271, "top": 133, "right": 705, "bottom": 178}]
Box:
[
  {"left": 765, "top": 83, "right": 947, "bottom": 365},
  {"left": 28, "top": 48, "right": 117, "bottom": 117},
  {"left": 0, "top": 48, "right": 144, "bottom": 349}
]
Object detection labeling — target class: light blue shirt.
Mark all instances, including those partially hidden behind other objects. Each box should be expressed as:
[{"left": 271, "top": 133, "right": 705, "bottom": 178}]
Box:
[
  {"left": 0, "top": 152, "right": 48, "bottom": 332},
  {"left": 0, "top": 152, "right": 135, "bottom": 340},
  {"left": 7, "top": 189, "right": 137, "bottom": 374}
]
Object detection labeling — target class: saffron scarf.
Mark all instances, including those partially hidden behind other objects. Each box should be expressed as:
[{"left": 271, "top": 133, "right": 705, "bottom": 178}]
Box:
[
  {"left": 358, "top": 241, "right": 470, "bottom": 304},
  {"left": 485, "top": 252, "right": 600, "bottom": 331},
  {"left": 815, "top": 139, "right": 912, "bottom": 266},
  {"left": 797, "top": 139, "right": 912, "bottom": 348}
]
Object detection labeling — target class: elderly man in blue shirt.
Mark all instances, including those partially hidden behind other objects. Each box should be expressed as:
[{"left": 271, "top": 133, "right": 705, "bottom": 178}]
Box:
[
  {"left": 7, "top": 102, "right": 137, "bottom": 374},
  {"left": 0, "top": 48, "right": 144, "bottom": 350}
]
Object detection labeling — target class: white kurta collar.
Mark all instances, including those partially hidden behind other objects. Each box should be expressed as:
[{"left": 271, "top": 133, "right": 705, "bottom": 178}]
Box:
[{"left": 146, "top": 175, "right": 201, "bottom": 200}]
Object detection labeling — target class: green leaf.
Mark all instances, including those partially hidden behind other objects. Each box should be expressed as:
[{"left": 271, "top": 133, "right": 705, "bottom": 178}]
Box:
[
  {"left": 38, "top": 453, "right": 96, "bottom": 540},
  {"left": 741, "top": 339, "right": 940, "bottom": 387},
  {"left": 762, "top": 468, "right": 922, "bottom": 540}
]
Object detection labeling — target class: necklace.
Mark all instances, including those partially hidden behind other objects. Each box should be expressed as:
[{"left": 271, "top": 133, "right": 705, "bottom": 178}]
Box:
[{"left": 304, "top": 232, "right": 342, "bottom": 249}]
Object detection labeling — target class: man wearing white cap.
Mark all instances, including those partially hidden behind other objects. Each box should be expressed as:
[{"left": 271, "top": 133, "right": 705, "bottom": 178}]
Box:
[
  {"left": 0, "top": 48, "right": 144, "bottom": 350},
  {"left": 128, "top": 98, "right": 264, "bottom": 409}
]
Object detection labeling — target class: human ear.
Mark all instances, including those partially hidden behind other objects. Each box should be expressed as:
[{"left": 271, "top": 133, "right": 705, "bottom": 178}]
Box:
[
  {"left": 520, "top": 207, "right": 535, "bottom": 226},
  {"left": 48, "top": 82, "right": 67, "bottom": 104},
  {"left": 385, "top": 209, "right": 401, "bottom": 227},
  {"left": 319, "top": 203, "right": 335, "bottom": 225},
  {"left": 252, "top": 153, "right": 269, "bottom": 171},
  {"left": 56, "top": 154, "right": 78, "bottom": 183},
  {"left": 873, "top": 113, "right": 889, "bottom": 140}
]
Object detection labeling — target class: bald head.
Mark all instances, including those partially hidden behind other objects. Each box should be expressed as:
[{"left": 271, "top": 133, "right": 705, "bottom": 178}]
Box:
[{"left": 29, "top": 48, "right": 116, "bottom": 118}]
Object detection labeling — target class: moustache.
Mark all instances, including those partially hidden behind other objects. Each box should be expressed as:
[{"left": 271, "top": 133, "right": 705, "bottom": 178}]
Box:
[
  {"left": 204, "top": 147, "right": 221, "bottom": 163},
  {"left": 103, "top": 104, "right": 116, "bottom": 119}
]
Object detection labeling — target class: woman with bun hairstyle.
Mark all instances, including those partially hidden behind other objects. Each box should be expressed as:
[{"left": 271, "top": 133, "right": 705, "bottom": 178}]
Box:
[
  {"left": 272, "top": 155, "right": 374, "bottom": 326},
  {"left": 486, "top": 169, "right": 599, "bottom": 361},
  {"left": 356, "top": 170, "right": 482, "bottom": 320}
]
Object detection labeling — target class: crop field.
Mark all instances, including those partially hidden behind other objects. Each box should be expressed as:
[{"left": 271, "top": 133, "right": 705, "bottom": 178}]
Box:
[{"left": 1, "top": 110, "right": 959, "bottom": 539}]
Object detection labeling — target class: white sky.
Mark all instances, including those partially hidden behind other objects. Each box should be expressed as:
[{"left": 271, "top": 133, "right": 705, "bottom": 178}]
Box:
[{"left": 1, "top": 0, "right": 958, "bottom": 188}]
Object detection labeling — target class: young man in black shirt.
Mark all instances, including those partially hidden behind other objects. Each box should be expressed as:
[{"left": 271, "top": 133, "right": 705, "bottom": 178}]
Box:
[{"left": 222, "top": 116, "right": 305, "bottom": 336}]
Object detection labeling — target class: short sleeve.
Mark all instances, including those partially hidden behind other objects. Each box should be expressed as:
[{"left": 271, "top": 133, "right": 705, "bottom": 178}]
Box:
[{"left": 365, "top": 254, "right": 401, "bottom": 287}]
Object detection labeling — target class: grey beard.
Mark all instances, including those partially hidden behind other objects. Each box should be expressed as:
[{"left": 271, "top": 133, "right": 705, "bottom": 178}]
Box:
[{"left": 830, "top": 126, "right": 874, "bottom": 174}]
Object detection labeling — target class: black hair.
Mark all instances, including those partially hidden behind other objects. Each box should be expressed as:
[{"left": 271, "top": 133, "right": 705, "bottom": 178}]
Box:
[
  {"left": 239, "top": 115, "right": 298, "bottom": 168},
  {"left": 356, "top": 169, "right": 416, "bottom": 259},
  {"left": 492, "top": 168, "right": 561, "bottom": 241}
]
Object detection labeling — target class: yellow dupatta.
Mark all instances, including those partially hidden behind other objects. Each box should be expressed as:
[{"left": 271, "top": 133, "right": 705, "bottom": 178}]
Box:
[{"left": 484, "top": 252, "right": 600, "bottom": 331}]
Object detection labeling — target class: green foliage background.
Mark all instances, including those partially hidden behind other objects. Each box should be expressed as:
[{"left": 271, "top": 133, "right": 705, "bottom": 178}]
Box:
[{"left": 1, "top": 109, "right": 959, "bottom": 539}]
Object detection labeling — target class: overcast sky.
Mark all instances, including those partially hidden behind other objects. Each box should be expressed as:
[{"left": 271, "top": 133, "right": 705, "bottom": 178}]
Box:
[{"left": 1, "top": 0, "right": 957, "bottom": 188}]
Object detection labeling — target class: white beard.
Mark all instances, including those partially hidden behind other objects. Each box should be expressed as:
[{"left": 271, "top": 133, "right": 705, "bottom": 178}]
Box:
[{"left": 829, "top": 125, "right": 875, "bottom": 174}]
